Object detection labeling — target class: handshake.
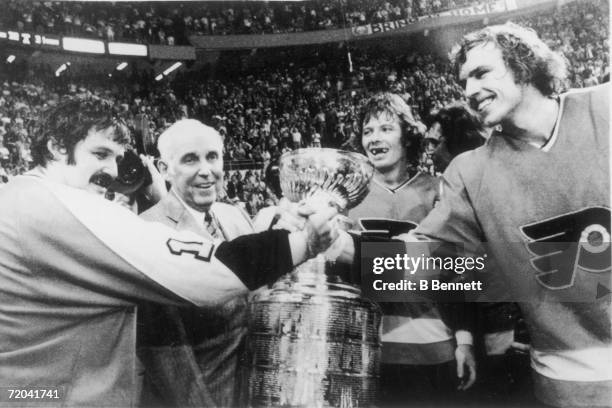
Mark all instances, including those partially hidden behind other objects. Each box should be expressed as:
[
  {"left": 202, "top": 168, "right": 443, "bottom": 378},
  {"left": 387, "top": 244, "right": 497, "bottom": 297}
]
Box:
[{"left": 254, "top": 198, "right": 353, "bottom": 265}]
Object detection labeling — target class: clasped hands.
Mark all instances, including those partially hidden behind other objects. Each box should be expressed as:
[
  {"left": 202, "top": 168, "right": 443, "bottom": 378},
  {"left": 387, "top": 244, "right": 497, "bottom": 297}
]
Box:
[{"left": 273, "top": 198, "right": 350, "bottom": 260}]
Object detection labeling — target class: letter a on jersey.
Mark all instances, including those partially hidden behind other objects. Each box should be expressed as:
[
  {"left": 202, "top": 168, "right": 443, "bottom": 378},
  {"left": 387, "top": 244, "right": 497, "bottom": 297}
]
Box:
[
  {"left": 167, "top": 238, "right": 214, "bottom": 262},
  {"left": 520, "top": 207, "right": 611, "bottom": 289}
]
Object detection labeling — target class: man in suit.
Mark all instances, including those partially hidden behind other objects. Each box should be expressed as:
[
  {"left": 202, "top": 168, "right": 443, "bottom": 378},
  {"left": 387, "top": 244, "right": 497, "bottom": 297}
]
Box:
[{"left": 138, "top": 119, "right": 254, "bottom": 407}]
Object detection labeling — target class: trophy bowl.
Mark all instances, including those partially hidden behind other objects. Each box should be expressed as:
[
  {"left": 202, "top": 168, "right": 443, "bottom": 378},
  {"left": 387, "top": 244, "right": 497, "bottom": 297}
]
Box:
[{"left": 279, "top": 148, "right": 374, "bottom": 211}]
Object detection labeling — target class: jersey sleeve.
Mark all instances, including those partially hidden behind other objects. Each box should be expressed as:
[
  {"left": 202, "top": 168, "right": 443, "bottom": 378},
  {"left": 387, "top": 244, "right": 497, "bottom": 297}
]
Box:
[
  {"left": 412, "top": 159, "right": 482, "bottom": 333},
  {"left": 21, "top": 177, "right": 250, "bottom": 308},
  {"left": 413, "top": 152, "right": 484, "bottom": 253}
]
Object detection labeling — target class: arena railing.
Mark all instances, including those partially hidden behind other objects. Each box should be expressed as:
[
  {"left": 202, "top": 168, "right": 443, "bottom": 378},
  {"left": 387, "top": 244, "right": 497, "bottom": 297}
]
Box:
[{"left": 224, "top": 160, "right": 265, "bottom": 172}]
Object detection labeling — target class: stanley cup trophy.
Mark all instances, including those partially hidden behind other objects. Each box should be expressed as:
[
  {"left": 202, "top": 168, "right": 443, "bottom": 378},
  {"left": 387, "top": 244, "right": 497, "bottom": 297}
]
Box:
[{"left": 243, "top": 148, "right": 382, "bottom": 408}]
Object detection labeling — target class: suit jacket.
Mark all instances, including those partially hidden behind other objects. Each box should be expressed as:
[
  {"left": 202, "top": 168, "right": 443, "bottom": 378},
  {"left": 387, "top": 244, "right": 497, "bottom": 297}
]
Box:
[{"left": 138, "top": 190, "right": 253, "bottom": 407}]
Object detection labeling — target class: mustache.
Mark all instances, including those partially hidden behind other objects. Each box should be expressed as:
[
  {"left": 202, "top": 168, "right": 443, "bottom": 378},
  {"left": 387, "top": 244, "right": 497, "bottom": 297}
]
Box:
[{"left": 89, "top": 172, "right": 114, "bottom": 188}]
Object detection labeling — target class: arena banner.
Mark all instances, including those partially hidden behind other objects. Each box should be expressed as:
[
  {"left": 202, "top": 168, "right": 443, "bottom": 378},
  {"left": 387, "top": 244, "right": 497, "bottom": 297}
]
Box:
[
  {"left": 352, "top": 0, "right": 518, "bottom": 37},
  {"left": 423, "top": 0, "right": 518, "bottom": 19},
  {"left": 0, "top": 30, "right": 61, "bottom": 49}
]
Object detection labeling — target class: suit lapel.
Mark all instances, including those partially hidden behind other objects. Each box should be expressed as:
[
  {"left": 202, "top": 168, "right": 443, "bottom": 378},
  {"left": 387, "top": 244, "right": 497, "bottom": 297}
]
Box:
[{"left": 162, "top": 191, "right": 213, "bottom": 239}]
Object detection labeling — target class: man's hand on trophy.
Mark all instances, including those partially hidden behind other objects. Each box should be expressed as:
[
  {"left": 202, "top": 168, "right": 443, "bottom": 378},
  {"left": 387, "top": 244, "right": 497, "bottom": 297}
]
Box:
[
  {"left": 271, "top": 198, "right": 308, "bottom": 232},
  {"left": 269, "top": 197, "right": 346, "bottom": 235},
  {"left": 252, "top": 199, "right": 311, "bottom": 233},
  {"left": 303, "top": 205, "right": 339, "bottom": 258},
  {"left": 288, "top": 204, "right": 339, "bottom": 265}
]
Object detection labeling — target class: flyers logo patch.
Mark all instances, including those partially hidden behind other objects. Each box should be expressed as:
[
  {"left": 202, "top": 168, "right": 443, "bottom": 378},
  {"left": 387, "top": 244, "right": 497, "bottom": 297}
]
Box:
[{"left": 520, "top": 207, "right": 611, "bottom": 289}]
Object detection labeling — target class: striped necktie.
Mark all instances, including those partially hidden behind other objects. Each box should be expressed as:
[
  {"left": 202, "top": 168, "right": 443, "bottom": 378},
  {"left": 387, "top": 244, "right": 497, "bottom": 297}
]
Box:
[{"left": 204, "top": 211, "right": 221, "bottom": 240}]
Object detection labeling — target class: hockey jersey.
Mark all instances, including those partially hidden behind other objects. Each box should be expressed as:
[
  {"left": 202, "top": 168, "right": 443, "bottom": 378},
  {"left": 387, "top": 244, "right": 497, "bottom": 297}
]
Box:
[
  {"left": 0, "top": 173, "right": 250, "bottom": 406},
  {"left": 349, "top": 173, "right": 458, "bottom": 365},
  {"left": 415, "top": 83, "right": 611, "bottom": 407}
]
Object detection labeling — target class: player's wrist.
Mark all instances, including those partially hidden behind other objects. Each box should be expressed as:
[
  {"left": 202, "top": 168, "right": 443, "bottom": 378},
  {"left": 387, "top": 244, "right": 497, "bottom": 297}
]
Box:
[{"left": 288, "top": 229, "right": 309, "bottom": 266}]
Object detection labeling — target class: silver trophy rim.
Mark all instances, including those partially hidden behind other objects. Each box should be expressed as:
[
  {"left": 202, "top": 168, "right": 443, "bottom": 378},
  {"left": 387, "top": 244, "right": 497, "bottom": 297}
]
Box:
[
  {"left": 278, "top": 147, "right": 374, "bottom": 210},
  {"left": 279, "top": 147, "right": 373, "bottom": 167}
]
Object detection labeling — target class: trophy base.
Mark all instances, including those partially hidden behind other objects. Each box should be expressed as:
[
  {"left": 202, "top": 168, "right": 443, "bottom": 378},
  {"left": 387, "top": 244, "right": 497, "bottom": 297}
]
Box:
[{"left": 242, "top": 258, "right": 382, "bottom": 408}]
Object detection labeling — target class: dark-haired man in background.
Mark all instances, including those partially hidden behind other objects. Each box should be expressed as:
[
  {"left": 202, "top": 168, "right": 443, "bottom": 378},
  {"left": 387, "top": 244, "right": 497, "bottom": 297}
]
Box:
[{"left": 425, "top": 102, "right": 488, "bottom": 175}]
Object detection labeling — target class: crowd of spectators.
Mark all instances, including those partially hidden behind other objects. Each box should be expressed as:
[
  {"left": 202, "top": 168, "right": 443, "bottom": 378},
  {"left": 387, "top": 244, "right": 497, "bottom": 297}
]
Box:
[
  {"left": 515, "top": 1, "right": 609, "bottom": 87},
  {"left": 2, "top": 0, "right": 493, "bottom": 44},
  {"left": 0, "top": 0, "right": 608, "bottom": 213},
  {"left": 224, "top": 169, "right": 279, "bottom": 216}
]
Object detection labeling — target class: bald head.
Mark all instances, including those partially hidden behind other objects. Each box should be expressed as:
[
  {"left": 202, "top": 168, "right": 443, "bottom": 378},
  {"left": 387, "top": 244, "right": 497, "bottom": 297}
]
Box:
[
  {"left": 157, "top": 119, "right": 224, "bottom": 212},
  {"left": 157, "top": 119, "right": 223, "bottom": 162}
]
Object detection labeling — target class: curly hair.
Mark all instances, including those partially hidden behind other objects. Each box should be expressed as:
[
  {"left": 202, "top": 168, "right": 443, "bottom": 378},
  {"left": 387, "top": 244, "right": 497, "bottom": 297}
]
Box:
[
  {"left": 30, "top": 96, "right": 131, "bottom": 166},
  {"left": 451, "top": 22, "right": 568, "bottom": 97},
  {"left": 358, "top": 92, "right": 425, "bottom": 168},
  {"left": 428, "top": 102, "right": 487, "bottom": 157}
]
